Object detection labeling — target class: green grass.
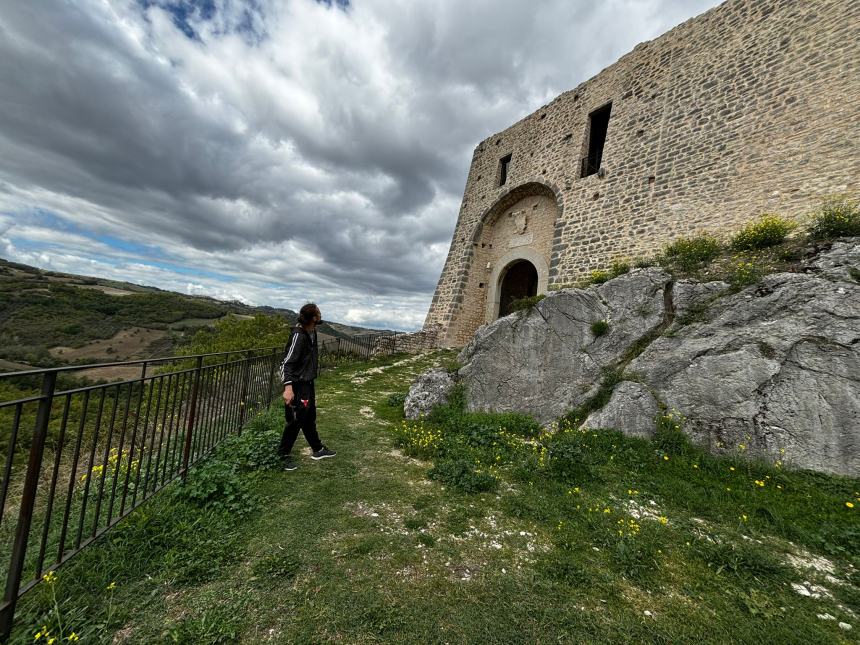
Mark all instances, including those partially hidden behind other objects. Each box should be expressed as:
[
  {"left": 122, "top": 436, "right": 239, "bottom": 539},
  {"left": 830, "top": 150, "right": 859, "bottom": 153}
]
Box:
[{"left": 10, "top": 351, "right": 860, "bottom": 643}]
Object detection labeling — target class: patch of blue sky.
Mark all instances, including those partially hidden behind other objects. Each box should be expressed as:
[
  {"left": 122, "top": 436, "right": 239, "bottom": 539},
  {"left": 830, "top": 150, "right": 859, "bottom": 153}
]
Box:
[
  {"left": 137, "top": 0, "right": 216, "bottom": 40},
  {"left": 10, "top": 233, "right": 238, "bottom": 284},
  {"left": 21, "top": 209, "right": 169, "bottom": 260},
  {"left": 137, "top": 0, "right": 267, "bottom": 44},
  {"left": 91, "top": 234, "right": 167, "bottom": 259},
  {"left": 141, "top": 260, "right": 239, "bottom": 283}
]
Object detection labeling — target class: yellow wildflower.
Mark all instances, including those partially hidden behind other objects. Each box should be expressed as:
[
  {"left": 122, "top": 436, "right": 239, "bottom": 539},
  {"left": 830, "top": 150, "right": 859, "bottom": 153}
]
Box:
[
  {"left": 42, "top": 571, "right": 56, "bottom": 584},
  {"left": 729, "top": 467, "right": 735, "bottom": 472},
  {"left": 659, "top": 516, "right": 668, "bottom": 525},
  {"left": 847, "top": 502, "right": 855, "bottom": 509},
  {"left": 107, "top": 581, "right": 117, "bottom": 590},
  {"left": 663, "top": 455, "right": 669, "bottom": 461},
  {"left": 68, "top": 634, "right": 79, "bottom": 642}
]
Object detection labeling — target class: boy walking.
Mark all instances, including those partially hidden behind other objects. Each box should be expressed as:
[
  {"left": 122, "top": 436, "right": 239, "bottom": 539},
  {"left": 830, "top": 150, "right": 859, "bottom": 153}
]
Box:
[{"left": 277, "top": 303, "right": 336, "bottom": 470}]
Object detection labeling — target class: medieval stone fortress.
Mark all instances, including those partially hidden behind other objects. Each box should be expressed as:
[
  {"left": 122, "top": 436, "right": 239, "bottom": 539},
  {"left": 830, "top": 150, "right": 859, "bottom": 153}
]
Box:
[{"left": 423, "top": 0, "right": 859, "bottom": 347}]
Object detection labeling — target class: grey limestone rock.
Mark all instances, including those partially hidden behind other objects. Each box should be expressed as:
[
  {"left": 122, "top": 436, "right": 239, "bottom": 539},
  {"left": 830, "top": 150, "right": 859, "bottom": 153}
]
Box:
[
  {"left": 458, "top": 267, "right": 671, "bottom": 423},
  {"left": 673, "top": 279, "right": 730, "bottom": 321},
  {"left": 581, "top": 381, "right": 661, "bottom": 438},
  {"left": 404, "top": 368, "right": 456, "bottom": 420},
  {"left": 806, "top": 239, "right": 860, "bottom": 283},
  {"left": 630, "top": 264, "right": 860, "bottom": 476}
]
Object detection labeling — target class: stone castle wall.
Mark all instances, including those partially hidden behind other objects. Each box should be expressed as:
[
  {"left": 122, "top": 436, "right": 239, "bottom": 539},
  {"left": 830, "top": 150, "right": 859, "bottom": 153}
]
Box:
[{"left": 424, "top": 0, "right": 860, "bottom": 347}]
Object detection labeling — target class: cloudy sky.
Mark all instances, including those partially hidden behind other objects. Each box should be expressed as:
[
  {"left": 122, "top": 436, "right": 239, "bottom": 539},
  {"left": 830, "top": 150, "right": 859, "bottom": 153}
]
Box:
[{"left": 0, "top": 0, "right": 720, "bottom": 331}]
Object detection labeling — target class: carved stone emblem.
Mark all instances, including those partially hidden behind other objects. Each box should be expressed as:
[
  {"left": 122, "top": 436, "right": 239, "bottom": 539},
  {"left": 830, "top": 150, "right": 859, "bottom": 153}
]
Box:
[{"left": 513, "top": 210, "right": 528, "bottom": 234}]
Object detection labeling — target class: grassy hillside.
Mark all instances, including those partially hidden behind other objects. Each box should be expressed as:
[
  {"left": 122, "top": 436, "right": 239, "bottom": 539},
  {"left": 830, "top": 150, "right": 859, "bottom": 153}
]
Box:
[
  {"left": 9, "top": 352, "right": 859, "bottom": 643},
  {"left": 0, "top": 258, "right": 387, "bottom": 369}
]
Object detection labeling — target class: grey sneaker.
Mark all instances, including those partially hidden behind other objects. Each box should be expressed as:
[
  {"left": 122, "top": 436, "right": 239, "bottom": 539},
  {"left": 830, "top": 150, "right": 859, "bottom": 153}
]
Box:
[
  {"left": 311, "top": 446, "right": 337, "bottom": 460},
  {"left": 281, "top": 456, "right": 298, "bottom": 471}
]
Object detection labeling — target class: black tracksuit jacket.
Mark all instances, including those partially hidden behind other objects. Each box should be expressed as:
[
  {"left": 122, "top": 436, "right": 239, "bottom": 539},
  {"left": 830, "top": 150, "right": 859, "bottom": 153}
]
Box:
[{"left": 278, "top": 326, "right": 319, "bottom": 385}]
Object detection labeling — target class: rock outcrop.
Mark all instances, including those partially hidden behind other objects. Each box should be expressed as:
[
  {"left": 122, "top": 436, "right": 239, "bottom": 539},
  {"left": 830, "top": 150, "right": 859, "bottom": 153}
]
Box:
[
  {"left": 404, "top": 368, "right": 456, "bottom": 420},
  {"left": 459, "top": 267, "right": 672, "bottom": 422},
  {"left": 458, "top": 240, "right": 860, "bottom": 476}
]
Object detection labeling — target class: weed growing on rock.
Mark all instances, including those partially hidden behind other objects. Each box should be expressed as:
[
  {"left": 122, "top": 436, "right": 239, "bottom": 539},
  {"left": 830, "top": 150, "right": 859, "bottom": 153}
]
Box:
[
  {"left": 662, "top": 234, "right": 723, "bottom": 271},
  {"left": 808, "top": 196, "right": 860, "bottom": 239},
  {"left": 509, "top": 294, "right": 546, "bottom": 312},
  {"left": 726, "top": 253, "right": 765, "bottom": 288},
  {"left": 590, "top": 320, "right": 610, "bottom": 337},
  {"left": 731, "top": 215, "right": 797, "bottom": 251}
]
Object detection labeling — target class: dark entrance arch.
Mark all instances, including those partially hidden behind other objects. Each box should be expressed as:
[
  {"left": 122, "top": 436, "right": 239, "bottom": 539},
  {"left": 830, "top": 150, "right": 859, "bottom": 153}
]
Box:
[{"left": 498, "top": 260, "right": 538, "bottom": 318}]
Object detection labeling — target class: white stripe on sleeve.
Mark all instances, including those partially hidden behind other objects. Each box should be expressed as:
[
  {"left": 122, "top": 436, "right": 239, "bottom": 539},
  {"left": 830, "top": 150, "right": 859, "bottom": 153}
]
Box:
[{"left": 280, "top": 333, "right": 300, "bottom": 383}]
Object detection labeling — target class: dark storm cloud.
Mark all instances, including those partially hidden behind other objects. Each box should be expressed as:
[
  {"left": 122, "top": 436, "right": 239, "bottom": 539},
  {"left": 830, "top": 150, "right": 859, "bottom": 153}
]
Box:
[{"left": 0, "top": 0, "right": 721, "bottom": 328}]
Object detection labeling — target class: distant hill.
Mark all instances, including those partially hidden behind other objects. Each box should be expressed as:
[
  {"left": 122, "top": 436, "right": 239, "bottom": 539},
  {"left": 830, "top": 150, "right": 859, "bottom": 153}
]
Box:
[{"left": 0, "top": 258, "right": 390, "bottom": 370}]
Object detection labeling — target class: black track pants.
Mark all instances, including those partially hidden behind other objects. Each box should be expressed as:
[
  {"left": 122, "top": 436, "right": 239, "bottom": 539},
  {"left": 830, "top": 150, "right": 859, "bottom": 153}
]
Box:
[{"left": 279, "top": 381, "right": 323, "bottom": 455}]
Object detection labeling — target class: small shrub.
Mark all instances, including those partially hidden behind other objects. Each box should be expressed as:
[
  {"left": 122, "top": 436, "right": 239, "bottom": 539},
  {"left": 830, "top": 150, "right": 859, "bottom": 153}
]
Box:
[
  {"left": 653, "top": 409, "right": 695, "bottom": 458},
  {"left": 509, "top": 293, "right": 546, "bottom": 312},
  {"left": 544, "top": 433, "right": 597, "bottom": 483},
  {"left": 428, "top": 459, "right": 497, "bottom": 493},
  {"left": 663, "top": 235, "right": 722, "bottom": 271},
  {"left": 386, "top": 392, "right": 407, "bottom": 407},
  {"left": 633, "top": 257, "right": 655, "bottom": 268},
  {"left": 588, "top": 269, "right": 611, "bottom": 284},
  {"left": 610, "top": 259, "right": 631, "bottom": 277},
  {"left": 808, "top": 196, "right": 860, "bottom": 239},
  {"left": 176, "top": 461, "right": 256, "bottom": 516},
  {"left": 731, "top": 215, "right": 796, "bottom": 251},
  {"left": 590, "top": 320, "right": 609, "bottom": 337},
  {"left": 727, "top": 255, "right": 764, "bottom": 288}
]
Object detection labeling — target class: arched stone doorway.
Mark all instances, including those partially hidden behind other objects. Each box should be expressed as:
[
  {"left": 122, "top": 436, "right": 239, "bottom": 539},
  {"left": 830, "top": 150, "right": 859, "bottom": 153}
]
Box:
[
  {"left": 485, "top": 247, "right": 550, "bottom": 322},
  {"left": 444, "top": 181, "right": 561, "bottom": 345},
  {"left": 498, "top": 260, "right": 538, "bottom": 318}
]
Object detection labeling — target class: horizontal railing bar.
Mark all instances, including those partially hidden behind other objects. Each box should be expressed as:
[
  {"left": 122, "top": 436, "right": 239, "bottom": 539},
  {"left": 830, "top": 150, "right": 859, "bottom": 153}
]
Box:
[
  {"left": 0, "top": 354, "right": 282, "bottom": 405},
  {"left": 0, "top": 346, "right": 285, "bottom": 380}
]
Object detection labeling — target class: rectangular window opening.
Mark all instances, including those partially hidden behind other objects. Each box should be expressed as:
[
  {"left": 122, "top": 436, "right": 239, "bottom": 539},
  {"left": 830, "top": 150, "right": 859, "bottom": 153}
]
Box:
[
  {"left": 580, "top": 102, "right": 612, "bottom": 178},
  {"left": 499, "top": 154, "right": 512, "bottom": 186}
]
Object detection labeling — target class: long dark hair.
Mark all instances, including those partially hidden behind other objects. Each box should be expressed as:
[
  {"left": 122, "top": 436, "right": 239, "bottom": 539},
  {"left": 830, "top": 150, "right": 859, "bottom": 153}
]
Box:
[{"left": 297, "top": 303, "right": 319, "bottom": 326}]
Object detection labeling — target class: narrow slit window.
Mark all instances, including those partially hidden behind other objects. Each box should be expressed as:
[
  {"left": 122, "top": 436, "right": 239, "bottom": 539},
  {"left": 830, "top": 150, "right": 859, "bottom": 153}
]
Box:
[
  {"left": 580, "top": 102, "right": 612, "bottom": 178},
  {"left": 499, "top": 154, "right": 512, "bottom": 186}
]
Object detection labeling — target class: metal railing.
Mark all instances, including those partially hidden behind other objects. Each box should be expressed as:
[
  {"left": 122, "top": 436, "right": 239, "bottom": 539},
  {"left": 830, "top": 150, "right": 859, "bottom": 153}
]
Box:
[
  {"left": 0, "top": 347, "right": 285, "bottom": 637},
  {"left": 0, "top": 330, "right": 403, "bottom": 638},
  {"left": 319, "top": 331, "right": 398, "bottom": 366}
]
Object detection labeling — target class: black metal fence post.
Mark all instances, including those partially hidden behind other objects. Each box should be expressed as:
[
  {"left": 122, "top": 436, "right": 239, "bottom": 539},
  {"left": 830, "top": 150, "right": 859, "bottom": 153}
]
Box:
[
  {"left": 0, "top": 371, "right": 57, "bottom": 640},
  {"left": 180, "top": 356, "right": 203, "bottom": 480},
  {"left": 266, "top": 350, "right": 278, "bottom": 406},
  {"left": 237, "top": 351, "right": 252, "bottom": 433}
]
